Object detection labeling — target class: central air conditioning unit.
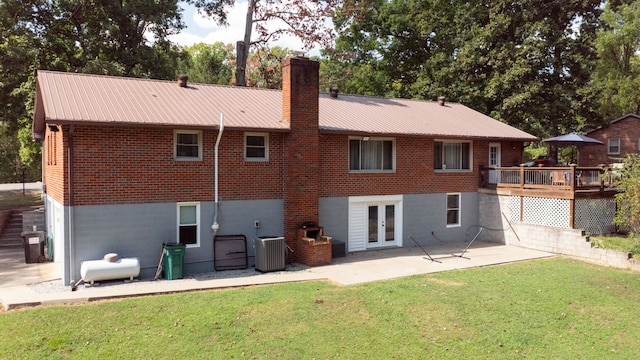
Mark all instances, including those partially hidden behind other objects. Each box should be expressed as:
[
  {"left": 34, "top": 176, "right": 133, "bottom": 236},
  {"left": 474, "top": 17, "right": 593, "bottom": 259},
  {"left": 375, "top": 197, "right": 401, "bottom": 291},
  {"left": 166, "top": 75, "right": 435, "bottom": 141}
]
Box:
[{"left": 254, "top": 236, "right": 285, "bottom": 272}]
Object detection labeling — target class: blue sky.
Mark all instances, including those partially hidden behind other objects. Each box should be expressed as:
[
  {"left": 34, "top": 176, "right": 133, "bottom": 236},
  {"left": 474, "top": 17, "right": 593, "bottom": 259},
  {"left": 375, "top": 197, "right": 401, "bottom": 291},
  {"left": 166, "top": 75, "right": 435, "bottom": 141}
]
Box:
[{"left": 169, "top": 1, "right": 323, "bottom": 56}]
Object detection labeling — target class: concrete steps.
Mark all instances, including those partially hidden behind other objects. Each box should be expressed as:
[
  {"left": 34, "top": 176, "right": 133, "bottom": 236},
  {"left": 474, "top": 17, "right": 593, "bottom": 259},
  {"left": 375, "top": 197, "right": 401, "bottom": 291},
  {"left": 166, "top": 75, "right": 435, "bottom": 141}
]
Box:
[
  {"left": 0, "top": 208, "right": 37, "bottom": 249},
  {"left": 0, "top": 211, "right": 24, "bottom": 248}
]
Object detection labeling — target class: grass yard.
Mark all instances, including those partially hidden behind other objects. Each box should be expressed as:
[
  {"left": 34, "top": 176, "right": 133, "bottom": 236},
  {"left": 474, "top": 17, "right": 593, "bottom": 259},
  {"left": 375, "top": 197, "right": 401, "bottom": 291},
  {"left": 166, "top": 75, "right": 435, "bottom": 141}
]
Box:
[
  {"left": 591, "top": 234, "right": 640, "bottom": 258},
  {"left": 0, "top": 191, "right": 42, "bottom": 211},
  {"left": 1, "top": 257, "right": 639, "bottom": 359}
]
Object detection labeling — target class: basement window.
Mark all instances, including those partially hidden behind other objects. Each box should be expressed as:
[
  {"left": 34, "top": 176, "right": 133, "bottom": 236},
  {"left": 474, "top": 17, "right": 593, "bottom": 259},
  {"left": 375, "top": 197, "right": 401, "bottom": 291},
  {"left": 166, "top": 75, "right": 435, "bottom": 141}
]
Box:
[
  {"left": 446, "top": 193, "right": 461, "bottom": 227},
  {"left": 245, "top": 133, "right": 269, "bottom": 161},
  {"left": 177, "top": 202, "right": 200, "bottom": 247},
  {"left": 174, "top": 130, "right": 202, "bottom": 161}
]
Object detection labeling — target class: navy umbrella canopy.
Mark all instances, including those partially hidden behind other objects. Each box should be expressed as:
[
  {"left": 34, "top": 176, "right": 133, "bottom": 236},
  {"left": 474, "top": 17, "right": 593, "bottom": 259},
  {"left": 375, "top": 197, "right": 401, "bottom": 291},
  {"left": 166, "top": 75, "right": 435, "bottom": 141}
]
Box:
[
  {"left": 543, "top": 132, "right": 604, "bottom": 146},
  {"left": 543, "top": 132, "right": 604, "bottom": 165}
]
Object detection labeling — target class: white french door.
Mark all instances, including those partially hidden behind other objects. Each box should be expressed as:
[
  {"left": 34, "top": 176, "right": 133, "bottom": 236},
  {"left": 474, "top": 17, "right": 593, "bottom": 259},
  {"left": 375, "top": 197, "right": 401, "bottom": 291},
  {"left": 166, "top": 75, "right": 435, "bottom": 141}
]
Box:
[
  {"left": 349, "top": 195, "right": 403, "bottom": 251},
  {"left": 367, "top": 203, "right": 396, "bottom": 248}
]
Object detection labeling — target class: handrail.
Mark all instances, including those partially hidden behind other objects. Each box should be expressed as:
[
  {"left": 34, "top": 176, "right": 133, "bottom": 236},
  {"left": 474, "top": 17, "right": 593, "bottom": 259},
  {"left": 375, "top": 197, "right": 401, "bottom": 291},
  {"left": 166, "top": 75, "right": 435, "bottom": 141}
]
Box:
[{"left": 480, "top": 164, "right": 617, "bottom": 192}]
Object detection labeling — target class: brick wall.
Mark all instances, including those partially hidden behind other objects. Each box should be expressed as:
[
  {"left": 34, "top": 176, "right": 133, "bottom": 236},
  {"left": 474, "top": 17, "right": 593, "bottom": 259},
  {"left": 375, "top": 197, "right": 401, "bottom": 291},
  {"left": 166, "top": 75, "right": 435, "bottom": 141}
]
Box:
[
  {"left": 47, "top": 125, "right": 285, "bottom": 206},
  {"left": 319, "top": 136, "right": 523, "bottom": 196},
  {"left": 43, "top": 125, "right": 67, "bottom": 204},
  {"left": 579, "top": 115, "right": 640, "bottom": 166}
]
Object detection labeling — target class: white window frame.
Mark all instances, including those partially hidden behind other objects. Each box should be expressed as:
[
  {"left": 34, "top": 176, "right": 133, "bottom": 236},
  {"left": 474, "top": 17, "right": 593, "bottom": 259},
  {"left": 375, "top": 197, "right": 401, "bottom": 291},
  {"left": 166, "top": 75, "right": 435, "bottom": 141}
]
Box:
[
  {"left": 434, "top": 140, "right": 473, "bottom": 172},
  {"left": 348, "top": 137, "right": 396, "bottom": 172},
  {"left": 174, "top": 130, "right": 202, "bottom": 161},
  {"left": 608, "top": 138, "right": 620, "bottom": 155},
  {"left": 177, "top": 202, "right": 200, "bottom": 248},
  {"left": 446, "top": 193, "right": 461, "bottom": 228},
  {"left": 245, "top": 132, "right": 269, "bottom": 162}
]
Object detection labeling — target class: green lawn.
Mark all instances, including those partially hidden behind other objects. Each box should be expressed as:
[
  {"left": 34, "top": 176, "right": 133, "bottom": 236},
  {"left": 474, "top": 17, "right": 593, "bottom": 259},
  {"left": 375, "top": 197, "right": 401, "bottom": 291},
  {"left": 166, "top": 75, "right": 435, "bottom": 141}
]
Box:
[
  {"left": 592, "top": 234, "right": 640, "bottom": 258},
  {"left": 0, "top": 191, "right": 42, "bottom": 211},
  {"left": 1, "top": 257, "right": 639, "bottom": 359}
]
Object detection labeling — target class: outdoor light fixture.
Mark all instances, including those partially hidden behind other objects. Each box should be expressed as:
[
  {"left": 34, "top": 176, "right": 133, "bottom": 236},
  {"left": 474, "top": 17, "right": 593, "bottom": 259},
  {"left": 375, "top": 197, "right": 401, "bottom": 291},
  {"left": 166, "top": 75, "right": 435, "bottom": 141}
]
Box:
[
  {"left": 362, "top": 136, "right": 370, "bottom": 141},
  {"left": 48, "top": 124, "right": 59, "bottom": 132}
]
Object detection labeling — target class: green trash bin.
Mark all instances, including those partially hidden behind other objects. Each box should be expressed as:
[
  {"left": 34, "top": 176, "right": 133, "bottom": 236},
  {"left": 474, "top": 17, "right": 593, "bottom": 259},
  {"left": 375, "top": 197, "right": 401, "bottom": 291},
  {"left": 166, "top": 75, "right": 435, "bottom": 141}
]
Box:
[{"left": 163, "top": 243, "right": 186, "bottom": 280}]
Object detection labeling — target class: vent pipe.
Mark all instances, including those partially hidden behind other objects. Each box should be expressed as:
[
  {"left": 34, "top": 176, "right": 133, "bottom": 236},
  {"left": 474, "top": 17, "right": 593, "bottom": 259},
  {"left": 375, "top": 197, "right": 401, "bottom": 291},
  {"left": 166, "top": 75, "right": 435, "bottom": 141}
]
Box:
[
  {"left": 330, "top": 87, "right": 339, "bottom": 98},
  {"left": 437, "top": 96, "right": 445, "bottom": 106},
  {"left": 178, "top": 74, "right": 188, "bottom": 87},
  {"left": 212, "top": 113, "right": 224, "bottom": 234}
]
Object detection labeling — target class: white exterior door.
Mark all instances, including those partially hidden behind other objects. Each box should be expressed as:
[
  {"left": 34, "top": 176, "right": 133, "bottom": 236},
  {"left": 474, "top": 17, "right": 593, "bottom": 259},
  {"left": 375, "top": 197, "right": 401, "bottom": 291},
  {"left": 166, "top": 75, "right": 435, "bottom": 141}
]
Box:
[
  {"left": 349, "top": 195, "right": 403, "bottom": 251},
  {"left": 489, "top": 143, "right": 501, "bottom": 183}
]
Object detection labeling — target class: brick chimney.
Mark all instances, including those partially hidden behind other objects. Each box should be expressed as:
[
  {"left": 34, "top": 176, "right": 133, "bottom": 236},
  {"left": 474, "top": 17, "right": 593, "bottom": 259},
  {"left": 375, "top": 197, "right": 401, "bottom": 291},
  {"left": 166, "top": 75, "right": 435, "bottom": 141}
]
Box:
[{"left": 282, "top": 57, "right": 320, "bottom": 258}]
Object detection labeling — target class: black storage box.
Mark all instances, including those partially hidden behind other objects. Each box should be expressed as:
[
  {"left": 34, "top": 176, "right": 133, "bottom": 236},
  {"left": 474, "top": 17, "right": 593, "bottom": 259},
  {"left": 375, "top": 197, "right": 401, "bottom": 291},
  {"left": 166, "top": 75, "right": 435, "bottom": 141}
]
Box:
[{"left": 332, "top": 240, "right": 346, "bottom": 258}]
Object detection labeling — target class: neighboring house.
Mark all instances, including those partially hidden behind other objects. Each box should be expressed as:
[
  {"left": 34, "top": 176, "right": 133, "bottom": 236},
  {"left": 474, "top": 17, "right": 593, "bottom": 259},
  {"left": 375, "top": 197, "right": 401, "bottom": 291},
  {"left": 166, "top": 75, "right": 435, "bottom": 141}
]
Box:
[
  {"left": 33, "top": 57, "right": 537, "bottom": 285},
  {"left": 579, "top": 114, "right": 640, "bottom": 166}
]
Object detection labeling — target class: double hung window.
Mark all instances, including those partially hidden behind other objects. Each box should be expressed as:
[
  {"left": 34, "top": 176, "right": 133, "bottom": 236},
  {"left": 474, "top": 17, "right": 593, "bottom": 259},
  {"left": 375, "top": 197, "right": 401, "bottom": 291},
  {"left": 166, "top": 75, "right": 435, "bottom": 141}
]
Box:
[
  {"left": 446, "top": 193, "right": 461, "bottom": 227},
  {"left": 175, "top": 130, "right": 202, "bottom": 160},
  {"left": 434, "top": 141, "right": 471, "bottom": 171},
  {"left": 177, "top": 202, "right": 200, "bottom": 247},
  {"left": 608, "top": 138, "right": 620, "bottom": 155},
  {"left": 245, "top": 133, "right": 269, "bottom": 161},
  {"left": 349, "top": 138, "right": 394, "bottom": 171}
]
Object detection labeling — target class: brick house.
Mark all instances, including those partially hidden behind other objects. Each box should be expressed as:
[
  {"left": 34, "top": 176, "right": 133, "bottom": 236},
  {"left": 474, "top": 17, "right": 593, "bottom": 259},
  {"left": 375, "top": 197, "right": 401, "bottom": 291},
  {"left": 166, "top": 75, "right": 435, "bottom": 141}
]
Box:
[
  {"left": 33, "top": 57, "right": 536, "bottom": 285},
  {"left": 579, "top": 113, "right": 640, "bottom": 166}
]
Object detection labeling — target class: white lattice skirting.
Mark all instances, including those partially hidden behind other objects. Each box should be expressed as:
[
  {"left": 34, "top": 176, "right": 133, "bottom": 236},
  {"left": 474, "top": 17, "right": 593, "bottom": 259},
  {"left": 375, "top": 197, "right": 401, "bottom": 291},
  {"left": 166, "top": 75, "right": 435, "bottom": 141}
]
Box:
[
  {"left": 509, "top": 196, "right": 570, "bottom": 229},
  {"left": 508, "top": 196, "right": 616, "bottom": 235},
  {"left": 575, "top": 198, "right": 617, "bottom": 235}
]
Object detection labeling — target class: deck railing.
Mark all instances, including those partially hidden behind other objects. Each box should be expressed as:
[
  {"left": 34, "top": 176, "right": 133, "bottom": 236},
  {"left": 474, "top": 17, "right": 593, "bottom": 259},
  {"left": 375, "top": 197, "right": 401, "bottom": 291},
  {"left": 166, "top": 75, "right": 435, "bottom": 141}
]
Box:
[{"left": 480, "top": 164, "right": 618, "bottom": 193}]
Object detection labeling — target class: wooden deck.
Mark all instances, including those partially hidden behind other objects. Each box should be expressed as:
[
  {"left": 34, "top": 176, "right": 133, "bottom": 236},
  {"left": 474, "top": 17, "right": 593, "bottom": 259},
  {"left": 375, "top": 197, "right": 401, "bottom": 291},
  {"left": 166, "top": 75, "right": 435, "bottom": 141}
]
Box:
[{"left": 480, "top": 165, "right": 618, "bottom": 199}]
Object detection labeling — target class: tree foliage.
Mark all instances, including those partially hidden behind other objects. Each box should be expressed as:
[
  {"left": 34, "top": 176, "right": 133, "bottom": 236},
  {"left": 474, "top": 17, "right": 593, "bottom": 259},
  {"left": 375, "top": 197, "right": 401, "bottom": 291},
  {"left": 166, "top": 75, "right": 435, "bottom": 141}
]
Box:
[
  {"left": 592, "top": 1, "right": 640, "bottom": 119},
  {"left": 0, "top": 0, "right": 190, "bottom": 181},
  {"left": 194, "top": 0, "right": 341, "bottom": 86},
  {"left": 177, "top": 42, "right": 234, "bottom": 85},
  {"left": 612, "top": 154, "right": 640, "bottom": 236},
  {"left": 332, "top": 0, "right": 604, "bottom": 140}
]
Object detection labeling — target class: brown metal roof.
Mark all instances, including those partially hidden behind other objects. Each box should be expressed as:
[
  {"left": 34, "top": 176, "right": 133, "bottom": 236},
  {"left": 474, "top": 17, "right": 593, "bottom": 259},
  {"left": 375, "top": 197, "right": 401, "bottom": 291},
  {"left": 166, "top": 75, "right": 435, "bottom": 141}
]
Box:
[
  {"left": 319, "top": 94, "right": 536, "bottom": 140},
  {"left": 33, "top": 70, "right": 537, "bottom": 141}
]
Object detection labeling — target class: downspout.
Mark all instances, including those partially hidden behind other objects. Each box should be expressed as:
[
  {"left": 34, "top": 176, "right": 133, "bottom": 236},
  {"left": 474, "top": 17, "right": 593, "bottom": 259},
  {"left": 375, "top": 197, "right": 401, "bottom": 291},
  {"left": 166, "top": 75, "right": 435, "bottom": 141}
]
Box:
[
  {"left": 211, "top": 113, "right": 225, "bottom": 234},
  {"left": 68, "top": 125, "right": 76, "bottom": 285}
]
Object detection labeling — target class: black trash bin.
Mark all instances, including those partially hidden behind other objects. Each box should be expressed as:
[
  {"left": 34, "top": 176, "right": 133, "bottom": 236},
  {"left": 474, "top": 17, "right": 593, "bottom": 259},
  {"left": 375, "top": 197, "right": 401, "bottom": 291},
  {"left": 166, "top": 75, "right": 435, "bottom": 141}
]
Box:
[{"left": 21, "top": 231, "right": 46, "bottom": 263}]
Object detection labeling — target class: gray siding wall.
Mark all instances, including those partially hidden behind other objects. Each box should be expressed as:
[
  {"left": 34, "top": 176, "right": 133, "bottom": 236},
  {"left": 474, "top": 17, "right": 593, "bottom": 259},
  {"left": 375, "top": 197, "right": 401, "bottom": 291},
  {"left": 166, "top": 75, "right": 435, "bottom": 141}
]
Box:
[
  {"left": 319, "top": 192, "right": 479, "bottom": 249},
  {"left": 319, "top": 197, "right": 349, "bottom": 243},
  {"left": 403, "top": 192, "right": 479, "bottom": 246},
  {"left": 67, "top": 199, "right": 283, "bottom": 284},
  {"left": 52, "top": 192, "right": 479, "bottom": 284}
]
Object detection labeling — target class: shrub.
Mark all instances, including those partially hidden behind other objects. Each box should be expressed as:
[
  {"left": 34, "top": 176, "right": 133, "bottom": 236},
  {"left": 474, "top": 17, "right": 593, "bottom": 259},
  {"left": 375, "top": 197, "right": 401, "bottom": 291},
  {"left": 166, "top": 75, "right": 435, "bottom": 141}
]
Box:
[{"left": 612, "top": 154, "right": 640, "bottom": 236}]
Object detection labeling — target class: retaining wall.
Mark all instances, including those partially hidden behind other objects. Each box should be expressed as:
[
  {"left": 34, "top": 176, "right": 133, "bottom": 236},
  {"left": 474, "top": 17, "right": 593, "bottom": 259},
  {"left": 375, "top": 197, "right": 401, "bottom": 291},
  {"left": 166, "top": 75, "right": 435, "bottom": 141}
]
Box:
[{"left": 479, "top": 189, "right": 640, "bottom": 271}]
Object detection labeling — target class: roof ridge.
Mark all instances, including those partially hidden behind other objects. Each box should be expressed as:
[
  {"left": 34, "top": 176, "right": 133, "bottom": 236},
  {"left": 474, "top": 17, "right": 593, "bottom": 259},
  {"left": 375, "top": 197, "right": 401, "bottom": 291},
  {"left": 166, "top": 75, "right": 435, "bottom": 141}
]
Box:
[{"left": 36, "top": 70, "right": 281, "bottom": 93}]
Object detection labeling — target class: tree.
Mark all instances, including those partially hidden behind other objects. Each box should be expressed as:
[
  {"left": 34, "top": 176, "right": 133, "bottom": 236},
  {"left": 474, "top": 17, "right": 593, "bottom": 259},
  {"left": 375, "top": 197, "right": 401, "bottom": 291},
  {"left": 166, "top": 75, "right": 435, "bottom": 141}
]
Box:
[
  {"left": 332, "top": 0, "right": 603, "bottom": 140},
  {"left": 0, "top": 0, "right": 189, "bottom": 181},
  {"left": 245, "top": 46, "right": 294, "bottom": 89},
  {"left": 592, "top": 1, "right": 640, "bottom": 119},
  {"left": 193, "top": 0, "right": 341, "bottom": 86},
  {"left": 178, "top": 42, "right": 234, "bottom": 85},
  {"left": 612, "top": 154, "right": 640, "bottom": 236}
]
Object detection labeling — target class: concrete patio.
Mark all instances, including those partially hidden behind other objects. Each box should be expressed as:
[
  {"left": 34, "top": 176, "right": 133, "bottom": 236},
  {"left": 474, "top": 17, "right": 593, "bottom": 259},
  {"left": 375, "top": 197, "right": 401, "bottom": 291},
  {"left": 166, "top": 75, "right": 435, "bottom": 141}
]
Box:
[{"left": 0, "top": 241, "right": 555, "bottom": 311}]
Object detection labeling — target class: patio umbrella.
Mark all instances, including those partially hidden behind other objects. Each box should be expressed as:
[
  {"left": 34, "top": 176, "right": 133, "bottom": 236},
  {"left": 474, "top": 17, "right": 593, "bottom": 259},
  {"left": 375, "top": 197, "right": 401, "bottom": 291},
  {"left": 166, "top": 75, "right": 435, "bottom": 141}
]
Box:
[
  {"left": 543, "top": 132, "right": 604, "bottom": 146},
  {"left": 543, "top": 132, "right": 604, "bottom": 164}
]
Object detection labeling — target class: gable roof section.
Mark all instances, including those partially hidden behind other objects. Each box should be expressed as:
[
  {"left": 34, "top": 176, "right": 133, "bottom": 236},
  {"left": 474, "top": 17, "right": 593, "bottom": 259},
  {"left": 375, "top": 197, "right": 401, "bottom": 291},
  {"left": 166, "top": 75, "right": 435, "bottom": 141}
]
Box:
[
  {"left": 33, "top": 70, "right": 284, "bottom": 134},
  {"left": 318, "top": 94, "right": 535, "bottom": 139},
  {"left": 33, "top": 70, "right": 536, "bottom": 141},
  {"left": 585, "top": 113, "right": 640, "bottom": 135}
]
